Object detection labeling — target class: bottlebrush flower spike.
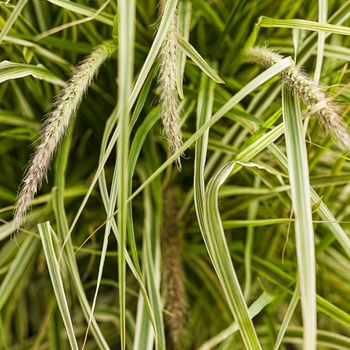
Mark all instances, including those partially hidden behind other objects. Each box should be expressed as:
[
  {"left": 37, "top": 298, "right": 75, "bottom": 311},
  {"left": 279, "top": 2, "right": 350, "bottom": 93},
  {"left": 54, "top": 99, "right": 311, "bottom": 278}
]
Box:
[
  {"left": 14, "top": 40, "right": 117, "bottom": 230},
  {"left": 157, "top": 0, "right": 183, "bottom": 170},
  {"left": 245, "top": 46, "right": 350, "bottom": 149},
  {"left": 162, "top": 188, "right": 188, "bottom": 347}
]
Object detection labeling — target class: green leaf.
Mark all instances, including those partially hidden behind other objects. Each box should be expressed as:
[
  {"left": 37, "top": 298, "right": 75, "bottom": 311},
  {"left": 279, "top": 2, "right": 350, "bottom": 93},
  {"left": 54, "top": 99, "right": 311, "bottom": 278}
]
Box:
[
  {"left": 0, "top": 60, "right": 65, "bottom": 86},
  {"left": 117, "top": 1, "right": 135, "bottom": 348},
  {"left": 258, "top": 16, "right": 350, "bottom": 36},
  {"left": 282, "top": 86, "right": 316, "bottom": 349},
  {"left": 47, "top": 0, "right": 114, "bottom": 25},
  {"left": 203, "top": 162, "right": 276, "bottom": 349},
  {"left": 177, "top": 34, "right": 225, "bottom": 84},
  {"left": 177, "top": 1, "right": 192, "bottom": 99},
  {"left": 199, "top": 292, "right": 274, "bottom": 350},
  {"left": 38, "top": 222, "right": 79, "bottom": 350},
  {"left": 112, "top": 13, "right": 118, "bottom": 39},
  {"left": 0, "top": 0, "right": 28, "bottom": 45}
]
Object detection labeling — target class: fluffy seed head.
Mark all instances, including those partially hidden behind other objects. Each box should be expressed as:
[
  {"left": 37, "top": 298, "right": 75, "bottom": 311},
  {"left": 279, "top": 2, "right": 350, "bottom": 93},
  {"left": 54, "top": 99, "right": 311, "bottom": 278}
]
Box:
[
  {"left": 162, "top": 188, "right": 188, "bottom": 348},
  {"left": 13, "top": 40, "right": 118, "bottom": 230},
  {"left": 158, "top": 0, "right": 183, "bottom": 170},
  {"left": 245, "top": 46, "right": 350, "bottom": 149}
]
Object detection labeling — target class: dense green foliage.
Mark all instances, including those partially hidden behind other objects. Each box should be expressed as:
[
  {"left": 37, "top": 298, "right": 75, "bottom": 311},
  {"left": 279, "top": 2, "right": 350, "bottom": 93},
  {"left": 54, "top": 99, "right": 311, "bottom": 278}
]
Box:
[{"left": 1, "top": 0, "right": 350, "bottom": 349}]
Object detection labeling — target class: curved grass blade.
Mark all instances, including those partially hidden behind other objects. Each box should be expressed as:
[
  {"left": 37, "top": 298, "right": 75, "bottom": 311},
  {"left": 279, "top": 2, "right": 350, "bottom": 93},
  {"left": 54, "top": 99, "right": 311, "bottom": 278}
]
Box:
[
  {"left": 198, "top": 292, "right": 274, "bottom": 350},
  {"left": 314, "top": 0, "right": 327, "bottom": 83},
  {"left": 47, "top": 0, "right": 113, "bottom": 26},
  {"left": 258, "top": 16, "right": 350, "bottom": 36},
  {"left": 203, "top": 161, "right": 279, "bottom": 349},
  {"left": 0, "top": 61, "right": 65, "bottom": 86},
  {"left": 177, "top": 34, "right": 225, "bottom": 84},
  {"left": 194, "top": 71, "right": 216, "bottom": 237},
  {"left": 38, "top": 222, "right": 79, "bottom": 350}
]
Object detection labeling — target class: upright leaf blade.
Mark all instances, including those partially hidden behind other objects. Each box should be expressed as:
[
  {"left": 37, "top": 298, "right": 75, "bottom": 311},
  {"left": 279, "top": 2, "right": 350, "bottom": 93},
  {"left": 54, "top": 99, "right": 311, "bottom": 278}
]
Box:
[
  {"left": 282, "top": 86, "right": 316, "bottom": 350},
  {"left": 38, "top": 222, "right": 79, "bottom": 350}
]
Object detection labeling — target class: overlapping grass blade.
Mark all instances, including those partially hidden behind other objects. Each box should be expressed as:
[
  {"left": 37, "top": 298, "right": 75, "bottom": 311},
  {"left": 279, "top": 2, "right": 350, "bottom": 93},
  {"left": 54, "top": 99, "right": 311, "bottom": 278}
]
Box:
[
  {"left": 67, "top": 0, "right": 179, "bottom": 235},
  {"left": 177, "top": 35, "right": 225, "bottom": 84},
  {"left": 47, "top": 0, "right": 113, "bottom": 25},
  {"left": 273, "top": 283, "right": 300, "bottom": 350},
  {"left": 138, "top": 167, "right": 165, "bottom": 349},
  {"left": 269, "top": 143, "right": 350, "bottom": 258},
  {"left": 202, "top": 161, "right": 284, "bottom": 349},
  {"left": 129, "top": 57, "right": 294, "bottom": 200},
  {"left": 199, "top": 292, "right": 274, "bottom": 350},
  {"left": 38, "top": 222, "right": 79, "bottom": 350},
  {"left": 133, "top": 293, "right": 154, "bottom": 350},
  {"left": 52, "top": 122, "right": 110, "bottom": 349},
  {"left": 177, "top": 1, "right": 192, "bottom": 99},
  {"left": 0, "top": 235, "right": 38, "bottom": 311},
  {"left": 0, "top": 0, "right": 28, "bottom": 44}
]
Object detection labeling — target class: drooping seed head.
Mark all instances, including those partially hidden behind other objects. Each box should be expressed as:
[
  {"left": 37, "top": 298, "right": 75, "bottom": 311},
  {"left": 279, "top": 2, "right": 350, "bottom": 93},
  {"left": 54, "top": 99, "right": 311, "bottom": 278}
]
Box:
[
  {"left": 245, "top": 46, "right": 350, "bottom": 150},
  {"left": 13, "top": 40, "right": 118, "bottom": 230}
]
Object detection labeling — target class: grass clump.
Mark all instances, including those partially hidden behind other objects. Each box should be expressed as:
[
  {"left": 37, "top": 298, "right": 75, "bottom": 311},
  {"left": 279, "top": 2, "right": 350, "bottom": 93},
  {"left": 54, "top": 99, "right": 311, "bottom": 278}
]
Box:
[{"left": 0, "top": 1, "right": 350, "bottom": 349}]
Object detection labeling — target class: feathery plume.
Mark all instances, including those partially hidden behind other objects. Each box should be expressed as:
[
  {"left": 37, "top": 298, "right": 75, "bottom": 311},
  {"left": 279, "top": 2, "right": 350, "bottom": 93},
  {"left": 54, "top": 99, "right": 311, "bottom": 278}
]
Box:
[
  {"left": 13, "top": 40, "right": 118, "bottom": 230},
  {"left": 162, "top": 188, "right": 188, "bottom": 348},
  {"left": 245, "top": 46, "right": 350, "bottom": 149},
  {"left": 158, "top": 0, "right": 183, "bottom": 170}
]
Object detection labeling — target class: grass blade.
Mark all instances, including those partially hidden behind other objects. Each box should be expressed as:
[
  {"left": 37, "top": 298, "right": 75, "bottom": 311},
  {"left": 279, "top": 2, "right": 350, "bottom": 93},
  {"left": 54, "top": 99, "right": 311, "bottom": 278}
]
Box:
[
  {"left": 38, "top": 222, "right": 79, "bottom": 350},
  {"left": 199, "top": 292, "right": 274, "bottom": 350},
  {"left": 258, "top": 16, "right": 350, "bottom": 35},
  {"left": 47, "top": 0, "right": 113, "bottom": 25},
  {"left": 0, "top": 235, "right": 38, "bottom": 311},
  {"left": 282, "top": 86, "right": 316, "bottom": 349},
  {"left": 0, "top": 61, "right": 65, "bottom": 86},
  {"left": 117, "top": 0, "right": 135, "bottom": 348},
  {"left": 129, "top": 57, "right": 294, "bottom": 201},
  {"left": 177, "top": 34, "right": 225, "bottom": 84},
  {"left": 0, "top": 0, "right": 28, "bottom": 44}
]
